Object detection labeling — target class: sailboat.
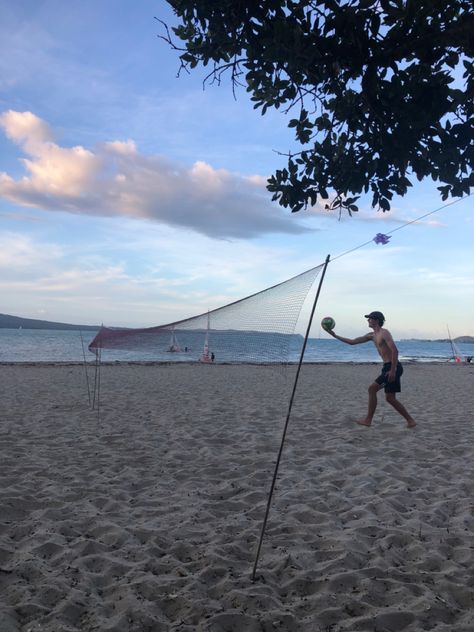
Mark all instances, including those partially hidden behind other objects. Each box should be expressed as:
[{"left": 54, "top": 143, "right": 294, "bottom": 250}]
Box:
[
  {"left": 199, "top": 311, "right": 213, "bottom": 363},
  {"left": 447, "top": 325, "right": 464, "bottom": 363},
  {"left": 167, "top": 327, "right": 182, "bottom": 353}
]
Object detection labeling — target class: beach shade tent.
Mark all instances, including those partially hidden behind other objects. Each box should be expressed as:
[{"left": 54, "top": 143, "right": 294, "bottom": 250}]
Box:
[{"left": 88, "top": 257, "right": 331, "bottom": 580}]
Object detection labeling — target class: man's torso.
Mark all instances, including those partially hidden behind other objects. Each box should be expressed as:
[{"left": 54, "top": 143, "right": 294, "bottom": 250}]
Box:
[{"left": 372, "top": 328, "right": 393, "bottom": 363}]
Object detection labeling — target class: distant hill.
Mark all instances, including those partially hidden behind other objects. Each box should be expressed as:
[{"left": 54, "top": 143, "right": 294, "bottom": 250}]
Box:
[
  {"left": 453, "top": 336, "right": 474, "bottom": 344},
  {"left": 0, "top": 313, "right": 98, "bottom": 331},
  {"left": 434, "top": 336, "right": 474, "bottom": 344},
  {"left": 401, "top": 336, "right": 474, "bottom": 344}
]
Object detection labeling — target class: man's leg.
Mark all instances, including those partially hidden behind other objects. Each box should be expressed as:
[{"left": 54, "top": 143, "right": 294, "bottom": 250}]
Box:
[
  {"left": 356, "top": 382, "right": 382, "bottom": 427},
  {"left": 385, "top": 393, "right": 416, "bottom": 428}
]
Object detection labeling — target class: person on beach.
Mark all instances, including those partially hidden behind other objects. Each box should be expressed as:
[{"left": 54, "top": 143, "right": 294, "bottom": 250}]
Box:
[{"left": 325, "top": 311, "right": 416, "bottom": 428}]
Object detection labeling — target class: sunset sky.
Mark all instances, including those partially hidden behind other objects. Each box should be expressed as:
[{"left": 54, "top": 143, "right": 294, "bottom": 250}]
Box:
[{"left": 1, "top": 0, "right": 473, "bottom": 339}]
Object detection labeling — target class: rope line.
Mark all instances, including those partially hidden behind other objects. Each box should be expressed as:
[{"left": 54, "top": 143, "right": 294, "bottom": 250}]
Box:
[{"left": 330, "top": 193, "right": 472, "bottom": 264}]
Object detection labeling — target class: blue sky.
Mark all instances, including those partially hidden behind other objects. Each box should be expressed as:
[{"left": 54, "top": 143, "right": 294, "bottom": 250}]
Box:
[{"left": 1, "top": 0, "right": 473, "bottom": 340}]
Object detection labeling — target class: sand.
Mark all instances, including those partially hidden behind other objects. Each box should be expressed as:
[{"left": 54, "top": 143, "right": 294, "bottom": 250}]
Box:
[{"left": 1, "top": 361, "right": 474, "bottom": 631}]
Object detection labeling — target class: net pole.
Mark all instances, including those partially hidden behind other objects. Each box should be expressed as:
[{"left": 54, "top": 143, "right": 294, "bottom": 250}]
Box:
[
  {"left": 251, "top": 254, "right": 331, "bottom": 582},
  {"left": 79, "top": 330, "right": 92, "bottom": 407},
  {"left": 92, "top": 349, "right": 100, "bottom": 410},
  {"left": 96, "top": 346, "right": 102, "bottom": 422}
]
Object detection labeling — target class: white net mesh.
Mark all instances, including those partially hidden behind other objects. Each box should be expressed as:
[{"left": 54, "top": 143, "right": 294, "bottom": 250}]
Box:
[{"left": 89, "top": 263, "right": 324, "bottom": 364}]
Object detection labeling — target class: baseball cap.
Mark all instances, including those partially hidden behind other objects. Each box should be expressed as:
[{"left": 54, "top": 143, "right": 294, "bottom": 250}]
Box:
[{"left": 364, "top": 311, "right": 385, "bottom": 322}]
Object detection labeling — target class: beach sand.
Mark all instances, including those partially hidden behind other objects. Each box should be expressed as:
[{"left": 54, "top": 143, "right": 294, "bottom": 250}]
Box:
[{"left": 1, "top": 361, "right": 473, "bottom": 631}]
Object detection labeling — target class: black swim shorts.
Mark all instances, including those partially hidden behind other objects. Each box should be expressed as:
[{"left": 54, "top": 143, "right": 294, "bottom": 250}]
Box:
[{"left": 375, "top": 362, "right": 403, "bottom": 393}]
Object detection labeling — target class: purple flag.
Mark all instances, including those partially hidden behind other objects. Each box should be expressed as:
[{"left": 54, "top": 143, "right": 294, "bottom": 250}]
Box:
[{"left": 373, "top": 233, "right": 391, "bottom": 245}]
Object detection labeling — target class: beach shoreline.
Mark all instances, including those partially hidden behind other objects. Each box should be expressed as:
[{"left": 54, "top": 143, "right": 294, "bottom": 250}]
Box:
[
  {"left": 0, "top": 358, "right": 456, "bottom": 367},
  {"left": 1, "top": 362, "right": 473, "bottom": 631}
]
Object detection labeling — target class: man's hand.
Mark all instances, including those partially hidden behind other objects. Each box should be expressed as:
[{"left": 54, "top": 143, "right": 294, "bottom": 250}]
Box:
[{"left": 387, "top": 369, "right": 396, "bottom": 382}]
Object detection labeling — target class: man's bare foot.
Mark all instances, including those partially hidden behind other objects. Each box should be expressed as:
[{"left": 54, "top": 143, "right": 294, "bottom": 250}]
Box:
[
  {"left": 407, "top": 419, "right": 416, "bottom": 428},
  {"left": 355, "top": 419, "right": 371, "bottom": 427}
]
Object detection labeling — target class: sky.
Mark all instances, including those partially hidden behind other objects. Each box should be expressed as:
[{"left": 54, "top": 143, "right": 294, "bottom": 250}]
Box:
[{"left": 0, "top": 0, "right": 473, "bottom": 340}]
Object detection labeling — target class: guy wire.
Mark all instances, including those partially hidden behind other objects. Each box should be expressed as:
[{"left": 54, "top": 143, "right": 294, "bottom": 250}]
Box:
[{"left": 330, "top": 193, "right": 472, "bottom": 264}]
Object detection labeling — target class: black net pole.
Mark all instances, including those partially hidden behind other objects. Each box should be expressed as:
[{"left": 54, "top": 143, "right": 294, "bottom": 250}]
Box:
[
  {"left": 96, "top": 346, "right": 102, "bottom": 421},
  {"left": 251, "top": 254, "right": 331, "bottom": 581},
  {"left": 92, "top": 348, "right": 100, "bottom": 410},
  {"left": 79, "top": 330, "right": 92, "bottom": 407}
]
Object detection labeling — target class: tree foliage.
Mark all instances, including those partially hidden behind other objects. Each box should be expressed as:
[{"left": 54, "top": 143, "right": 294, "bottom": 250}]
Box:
[{"left": 160, "top": 0, "right": 474, "bottom": 215}]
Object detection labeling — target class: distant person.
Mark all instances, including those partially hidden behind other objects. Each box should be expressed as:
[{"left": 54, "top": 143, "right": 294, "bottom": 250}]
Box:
[
  {"left": 325, "top": 311, "right": 416, "bottom": 428},
  {"left": 211, "top": 352, "right": 215, "bottom": 362}
]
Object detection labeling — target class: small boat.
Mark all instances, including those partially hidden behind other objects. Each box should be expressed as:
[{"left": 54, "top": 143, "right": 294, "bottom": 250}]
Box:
[
  {"left": 167, "top": 327, "right": 182, "bottom": 353},
  {"left": 447, "top": 325, "right": 464, "bottom": 363},
  {"left": 199, "top": 311, "right": 213, "bottom": 363}
]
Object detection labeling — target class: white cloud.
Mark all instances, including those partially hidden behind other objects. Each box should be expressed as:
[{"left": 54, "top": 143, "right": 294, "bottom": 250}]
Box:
[
  {"left": 0, "top": 218, "right": 324, "bottom": 328},
  {"left": 0, "top": 111, "right": 314, "bottom": 239},
  {"left": 0, "top": 110, "right": 54, "bottom": 152},
  {"left": 0, "top": 231, "right": 63, "bottom": 269},
  {"left": 103, "top": 139, "right": 137, "bottom": 156}
]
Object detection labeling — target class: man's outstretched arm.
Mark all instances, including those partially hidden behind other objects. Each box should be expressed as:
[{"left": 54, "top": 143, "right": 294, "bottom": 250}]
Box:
[{"left": 326, "top": 330, "right": 372, "bottom": 345}]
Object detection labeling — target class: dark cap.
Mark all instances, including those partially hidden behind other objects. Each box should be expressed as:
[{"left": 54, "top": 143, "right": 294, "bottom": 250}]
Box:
[{"left": 364, "top": 311, "right": 385, "bottom": 323}]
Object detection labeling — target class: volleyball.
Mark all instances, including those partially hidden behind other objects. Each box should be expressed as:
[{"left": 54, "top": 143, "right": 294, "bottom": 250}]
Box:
[{"left": 321, "top": 316, "right": 335, "bottom": 331}]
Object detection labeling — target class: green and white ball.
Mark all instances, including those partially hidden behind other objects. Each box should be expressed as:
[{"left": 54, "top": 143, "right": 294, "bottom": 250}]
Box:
[{"left": 321, "top": 316, "right": 335, "bottom": 331}]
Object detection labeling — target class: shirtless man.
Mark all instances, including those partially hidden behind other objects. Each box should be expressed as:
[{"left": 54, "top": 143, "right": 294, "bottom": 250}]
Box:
[{"left": 326, "top": 311, "right": 416, "bottom": 428}]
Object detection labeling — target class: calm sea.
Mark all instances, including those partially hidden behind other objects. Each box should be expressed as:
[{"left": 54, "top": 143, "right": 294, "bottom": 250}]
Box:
[{"left": 0, "top": 329, "right": 471, "bottom": 364}]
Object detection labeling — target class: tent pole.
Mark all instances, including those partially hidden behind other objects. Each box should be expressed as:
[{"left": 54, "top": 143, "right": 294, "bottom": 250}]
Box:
[{"left": 251, "top": 254, "right": 331, "bottom": 582}]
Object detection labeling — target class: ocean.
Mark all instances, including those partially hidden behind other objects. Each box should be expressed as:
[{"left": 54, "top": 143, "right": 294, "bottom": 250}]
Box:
[{"left": 0, "top": 328, "right": 472, "bottom": 364}]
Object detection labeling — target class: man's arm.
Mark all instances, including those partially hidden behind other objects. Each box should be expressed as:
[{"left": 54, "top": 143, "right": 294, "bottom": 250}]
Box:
[{"left": 326, "top": 329, "right": 372, "bottom": 345}]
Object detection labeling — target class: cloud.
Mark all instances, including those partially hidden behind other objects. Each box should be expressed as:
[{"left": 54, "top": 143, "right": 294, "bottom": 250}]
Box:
[
  {"left": 0, "top": 231, "right": 63, "bottom": 270},
  {"left": 0, "top": 111, "right": 314, "bottom": 240},
  {"left": 0, "top": 110, "right": 54, "bottom": 151}
]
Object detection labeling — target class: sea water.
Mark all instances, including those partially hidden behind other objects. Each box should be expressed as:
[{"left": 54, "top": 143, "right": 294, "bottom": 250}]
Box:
[{"left": 0, "top": 329, "right": 472, "bottom": 364}]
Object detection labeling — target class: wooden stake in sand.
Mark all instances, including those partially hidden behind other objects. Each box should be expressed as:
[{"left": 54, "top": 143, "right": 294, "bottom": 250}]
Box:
[{"left": 251, "top": 254, "right": 331, "bottom": 581}]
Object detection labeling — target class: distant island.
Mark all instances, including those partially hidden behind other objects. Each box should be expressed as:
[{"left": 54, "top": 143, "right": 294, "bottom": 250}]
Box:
[
  {"left": 400, "top": 336, "right": 474, "bottom": 344},
  {"left": 1, "top": 313, "right": 473, "bottom": 342},
  {"left": 436, "top": 336, "right": 474, "bottom": 344},
  {"left": 0, "top": 313, "right": 98, "bottom": 331}
]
